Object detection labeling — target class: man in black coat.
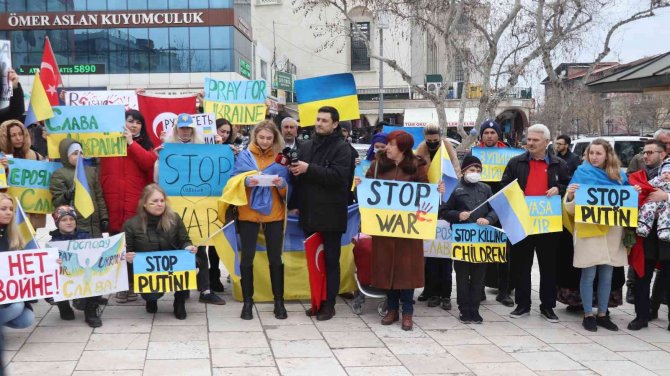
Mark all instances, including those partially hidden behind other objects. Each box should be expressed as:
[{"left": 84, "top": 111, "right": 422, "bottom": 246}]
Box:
[
  {"left": 290, "top": 106, "right": 353, "bottom": 321},
  {"left": 554, "top": 134, "right": 580, "bottom": 178}
]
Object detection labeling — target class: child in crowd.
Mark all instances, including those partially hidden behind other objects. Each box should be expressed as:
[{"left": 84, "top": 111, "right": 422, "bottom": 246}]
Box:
[
  {"left": 440, "top": 156, "right": 498, "bottom": 324},
  {"left": 637, "top": 160, "right": 670, "bottom": 240}
]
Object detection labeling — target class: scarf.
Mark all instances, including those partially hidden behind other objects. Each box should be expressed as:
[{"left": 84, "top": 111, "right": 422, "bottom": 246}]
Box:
[{"left": 231, "top": 148, "right": 291, "bottom": 215}]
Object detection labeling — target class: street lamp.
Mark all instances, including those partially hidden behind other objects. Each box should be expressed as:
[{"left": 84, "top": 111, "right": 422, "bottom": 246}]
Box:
[{"left": 376, "top": 10, "right": 389, "bottom": 123}]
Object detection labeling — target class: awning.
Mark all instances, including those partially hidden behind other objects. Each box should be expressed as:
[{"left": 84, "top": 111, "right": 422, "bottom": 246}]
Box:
[
  {"left": 404, "top": 107, "right": 478, "bottom": 127},
  {"left": 360, "top": 108, "right": 405, "bottom": 115}
]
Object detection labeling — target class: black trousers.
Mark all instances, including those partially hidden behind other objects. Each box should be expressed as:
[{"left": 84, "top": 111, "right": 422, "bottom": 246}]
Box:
[
  {"left": 454, "top": 260, "right": 486, "bottom": 312},
  {"left": 425, "top": 258, "right": 452, "bottom": 298},
  {"left": 634, "top": 259, "right": 670, "bottom": 322},
  {"left": 510, "top": 233, "right": 560, "bottom": 309},
  {"left": 193, "top": 246, "right": 211, "bottom": 292},
  {"left": 209, "top": 246, "right": 221, "bottom": 280},
  {"left": 238, "top": 221, "right": 284, "bottom": 268},
  {"left": 306, "top": 231, "right": 342, "bottom": 305}
]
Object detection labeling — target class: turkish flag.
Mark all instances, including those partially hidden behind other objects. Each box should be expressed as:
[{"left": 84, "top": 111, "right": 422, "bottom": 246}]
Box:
[
  {"left": 40, "top": 36, "right": 62, "bottom": 105},
  {"left": 304, "top": 232, "right": 327, "bottom": 315},
  {"left": 137, "top": 94, "right": 196, "bottom": 147}
]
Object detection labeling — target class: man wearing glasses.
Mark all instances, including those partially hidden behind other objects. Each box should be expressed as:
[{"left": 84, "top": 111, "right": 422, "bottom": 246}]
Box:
[{"left": 554, "top": 135, "right": 580, "bottom": 178}]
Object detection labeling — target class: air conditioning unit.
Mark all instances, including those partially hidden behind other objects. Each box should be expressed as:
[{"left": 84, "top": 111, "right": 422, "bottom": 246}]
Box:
[{"left": 426, "top": 82, "right": 442, "bottom": 97}]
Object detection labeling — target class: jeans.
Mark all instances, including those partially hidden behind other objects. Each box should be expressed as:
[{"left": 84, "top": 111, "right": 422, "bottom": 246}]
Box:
[
  {"left": 580, "top": 264, "right": 614, "bottom": 315},
  {"left": 425, "top": 258, "right": 452, "bottom": 298},
  {"left": 0, "top": 303, "right": 34, "bottom": 329},
  {"left": 387, "top": 289, "right": 414, "bottom": 314},
  {"left": 454, "top": 261, "right": 486, "bottom": 313}
]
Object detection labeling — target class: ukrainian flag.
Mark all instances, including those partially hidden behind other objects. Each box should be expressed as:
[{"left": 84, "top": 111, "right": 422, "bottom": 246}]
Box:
[
  {"left": 74, "top": 154, "right": 94, "bottom": 219},
  {"left": 213, "top": 221, "right": 240, "bottom": 283},
  {"left": 427, "top": 143, "right": 458, "bottom": 201},
  {"left": 488, "top": 179, "right": 532, "bottom": 244},
  {"left": 294, "top": 73, "right": 360, "bottom": 125},
  {"left": 24, "top": 72, "right": 54, "bottom": 125},
  {"left": 15, "top": 199, "right": 39, "bottom": 249}
]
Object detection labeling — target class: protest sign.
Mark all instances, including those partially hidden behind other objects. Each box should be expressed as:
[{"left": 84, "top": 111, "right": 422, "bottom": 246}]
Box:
[
  {"left": 355, "top": 160, "right": 372, "bottom": 178},
  {"left": 133, "top": 250, "right": 197, "bottom": 293},
  {"left": 203, "top": 77, "right": 267, "bottom": 125},
  {"left": 471, "top": 147, "right": 525, "bottom": 182},
  {"left": 423, "top": 219, "right": 452, "bottom": 258},
  {"left": 47, "top": 233, "right": 128, "bottom": 301},
  {"left": 171, "top": 196, "right": 224, "bottom": 245},
  {"left": 158, "top": 143, "right": 234, "bottom": 197},
  {"left": 451, "top": 223, "right": 508, "bottom": 263},
  {"left": 161, "top": 113, "right": 217, "bottom": 144},
  {"left": 358, "top": 178, "right": 439, "bottom": 239},
  {"left": 526, "top": 196, "right": 562, "bottom": 235},
  {"left": 0, "top": 248, "right": 60, "bottom": 304},
  {"left": 7, "top": 158, "right": 63, "bottom": 214},
  {"left": 575, "top": 184, "right": 638, "bottom": 226},
  {"left": 45, "top": 105, "right": 127, "bottom": 158},
  {"left": 0, "top": 169, "right": 6, "bottom": 189},
  {"left": 65, "top": 90, "right": 138, "bottom": 110},
  {"left": 0, "top": 40, "right": 10, "bottom": 110},
  {"left": 382, "top": 125, "right": 425, "bottom": 145}
]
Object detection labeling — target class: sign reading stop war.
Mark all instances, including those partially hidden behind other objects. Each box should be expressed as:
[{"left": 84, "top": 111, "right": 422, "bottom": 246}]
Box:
[
  {"left": 526, "top": 196, "right": 562, "bottom": 235},
  {"left": 45, "top": 105, "right": 127, "bottom": 158},
  {"left": 7, "top": 158, "right": 63, "bottom": 214},
  {"left": 357, "top": 178, "right": 439, "bottom": 240},
  {"left": 423, "top": 220, "right": 452, "bottom": 258},
  {"left": 451, "top": 223, "right": 508, "bottom": 263},
  {"left": 158, "top": 143, "right": 234, "bottom": 197},
  {"left": 471, "top": 147, "right": 524, "bottom": 182},
  {"left": 203, "top": 77, "right": 267, "bottom": 125},
  {"left": 133, "top": 250, "right": 197, "bottom": 293},
  {"left": 575, "top": 185, "right": 638, "bottom": 227},
  {"left": 0, "top": 248, "right": 60, "bottom": 304}
]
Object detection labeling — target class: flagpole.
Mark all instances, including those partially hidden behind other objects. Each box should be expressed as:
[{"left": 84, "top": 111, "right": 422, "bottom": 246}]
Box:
[
  {"left": 468, "top": 178, "right": 518, "bottom": 214},
  {"left": 194, "top": 223, "right": 228, "bottom": 248}
]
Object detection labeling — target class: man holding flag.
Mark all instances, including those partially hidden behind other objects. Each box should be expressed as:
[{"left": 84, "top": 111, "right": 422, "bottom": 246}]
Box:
[{"left": 500, "top": 124, "right": 569, "bottom": 322}]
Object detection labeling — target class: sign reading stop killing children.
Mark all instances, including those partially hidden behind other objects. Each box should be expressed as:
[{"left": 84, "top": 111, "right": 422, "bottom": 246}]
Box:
[
  {"left": 202, "top": 77, "right": 267, "bottom": 125},
  {"left": 357, "top": 178, "right": 439, "bottom": 240},
  {"left": 451, "top": 223, "right": 508, "bottom": 263},
  {"left": 7, "top": 158, "right": 63, "bottom": 214},
  {"left": 48, "top": 233, "right": 128, "bottom": 301},
  {"left": 471, "top": 147, "right": 525, "bottom": 182},
  {"left": 45, "top": 105, "right": 127, "bottom": 158},
  {"left": 133, "top": 250, "right": 197, "bottom": 293},
  {"left": 0, "top": 248, "right": 60, "bottom": 304},
  {"left": 526, "top": 196, "right": 562, "bottom": 235},
  {"left": 423, "top": 219, "right": 452, "bottom": 258},
  {"left": 574, "top": 184, "right": 638, "bottom": 226}
]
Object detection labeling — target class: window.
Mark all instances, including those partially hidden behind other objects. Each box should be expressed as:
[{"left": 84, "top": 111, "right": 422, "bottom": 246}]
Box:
[
  {"left": 426, "top": 33, "right": 439, "bottom": 74},
  {"left": 211, "top": 49, "right": 232, "bottom": 71},
  {"left": 86, "top": 0, "right": 105, "bottom": 11},
  {"left": 189, "top": 0, "right": 208, "bottom": 8},
  {"left": 190, "top": 27, "right": 210, "bottom": 49},
  {"left": 148, "top": 0, "right": 168, "bottom": 9},
  {"left": 350, "top": 22, "right": 370, "bottom": 71},
  {"left": 454, "top": 54, "right": 464, "bottom": 82},
  {"left": 260, "top": 59, "right": 268, "bottom": 80},
  {"left": 108, "top": 0, "right": 128, "bottom": 10}
]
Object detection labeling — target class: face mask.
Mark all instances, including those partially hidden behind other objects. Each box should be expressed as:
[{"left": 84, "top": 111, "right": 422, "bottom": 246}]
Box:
[
  {"left": 426, "top": 140, "right": 440, "bottom": 150},
  {"left": 464, "top": 172, "right": 481, "bottom": 184},
  {"left": 374, "top": 147, "right": 382, "bottom": 154}
]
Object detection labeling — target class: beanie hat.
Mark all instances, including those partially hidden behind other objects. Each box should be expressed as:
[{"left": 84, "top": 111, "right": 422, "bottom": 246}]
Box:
[
  {"left": 461, "top": 155, "right": 482, "bottom": 172},
  {"left": 661, "top": 160, "right": 670, "bottom": 175},
  {"left": 67, "top": 143, "right": 83, "bottom": 157},
  {"left": 52, "top": 205, "right": 77, "bottom": 226},
  {"left": 479, "top": 119, "right": 501, "bottom": 139}
]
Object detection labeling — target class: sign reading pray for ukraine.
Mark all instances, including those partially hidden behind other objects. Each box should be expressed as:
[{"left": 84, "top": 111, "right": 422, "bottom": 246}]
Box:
[
  {"left": 133, "top": 250, "right": 197, "bottom": 293},
  {"left": 451, "top": 223, "right": 508, "bottom": 263},
  {"left": 574, "top": 185, "right": 638, "bottom": 227},
  {"left": 357, "top": 178, "right": 439, "bottom": 240},
  {"left": 471, "top": 147, "right": 525, "bottom": 182},
  {"left": 7, "top": 159, "right": 63, "bottom": 214},
  {"left": 202, "top": 77, "right": 267, "bottom": 125},
  {"left": 526, "top": 196, "right": 562, "bottom": 235},
  {"left": 294, "top": 73, "right": 360, "bottom": 125},
  {"left": 45, "top": 105, "right": 126, "bottom": 158}
]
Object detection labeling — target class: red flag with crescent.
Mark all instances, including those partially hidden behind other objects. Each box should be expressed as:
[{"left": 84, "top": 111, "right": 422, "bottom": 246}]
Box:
[
  {"left": 304, "top": 232, "right": 327, "bottom": 315},
  {"left": 137, "top": 94, "right": 197, "bottom": 147},
  {"left": 40, "top": 36, "right": 62, "bottom": 105}
]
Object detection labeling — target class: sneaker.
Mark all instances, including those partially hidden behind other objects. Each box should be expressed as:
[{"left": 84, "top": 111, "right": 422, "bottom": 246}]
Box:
[
  {"left": 115, "top": 291, "right": 128, "bottom": 303},
  {"left": 471, "top": 310, "right": 483, "bottom": 324},
  {"left": 458, "top": 311, "right": 472, "bottom": 324},
  {"left": 496, "top": 294, "right": 514, "bottom": 307},
  {"left": 317, "top": 303, "right": 335, "bottom": 321},
  {"left": 427, "top": 296, "right": 441, "bottom": 308},
  {"left": 127, "top": 291, "right": 138, "bottom": 301},
  {"left": 540, "top": 307, "right": 559, "bottom": 323},
  {"left": 627, "top": 317, "right": 648, "bottom": 331},
  {"left": 440, "top": 298, "right": 452, "bottom": 311},
  {"left": 582, "top": 316, "right": 597, "bottom": 332},
  {"left": 596, "top": 315, "right": 619, "bottom": 331},
  {"left": 509, "top": 306, "right": 530, "bottom": 318},
  {"left": 199, "top": 292, "right": 226, "bottom": 305}
]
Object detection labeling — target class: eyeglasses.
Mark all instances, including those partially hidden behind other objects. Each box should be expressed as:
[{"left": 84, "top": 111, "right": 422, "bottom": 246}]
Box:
[{"left": 642, "top": 150, "right": 662, "bottom": 155}]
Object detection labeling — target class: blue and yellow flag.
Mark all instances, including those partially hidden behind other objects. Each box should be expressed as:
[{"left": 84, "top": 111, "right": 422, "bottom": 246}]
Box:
[
  {"left": 74, "top": 154, "right": 94, "bottom": 219},
  {"left": 427, "top": 143, "right": 458, "bottom": 201},
  {"left": 213, "top": 221, "right": 241, "bottom": 283},
  {"left": 15, "top": 198, "right": 39, "bottom": 249},
  {"left": 24, "top": 72, "right": 54, "bottom": 125},
  {"left": 488, "top": 179, "right": 532, "bottom": 244},
  {"left": 294, "top": 73, "right": 360, "bottom": 125}
]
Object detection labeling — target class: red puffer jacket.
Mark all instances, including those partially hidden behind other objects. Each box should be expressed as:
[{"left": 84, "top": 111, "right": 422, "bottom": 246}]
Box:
[{"left": 99, "top": 141, "right": 157, "bottom": 233}]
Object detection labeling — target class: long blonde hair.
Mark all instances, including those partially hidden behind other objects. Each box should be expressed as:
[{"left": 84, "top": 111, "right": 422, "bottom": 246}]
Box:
[
  {"left": 0, "top": 120, "right": 34, "bottom": 158},
  {"left": 586, "top": 138, "right": 622, "bottom": 182},
  {"left": 251, "top": 120, "right": 284, "bottom": 154},
  {"left": 136, "top": 184, "right": 177, "bottom": 233},
  {"left": 0, "top": 193, "right": 23, "bottom": 251}
]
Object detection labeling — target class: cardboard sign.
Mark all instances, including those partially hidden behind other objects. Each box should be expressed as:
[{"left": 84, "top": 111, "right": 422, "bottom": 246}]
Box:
[
  {"left": 574, "top": 185, "right": 638, "bottom": 227},
  {"left": 0, "top": 170, "right": 6, "bottom": 189},
  {"left": 0, "top": 248, "right": 60, "bottom": 304},
  {"left": 7, "top": 158, "right": 63, "bottom": 214},
  {"left": 471, "top": 147, "right": 525, "bottom": 182},
  {"left": 423, "top": 219, "right": 452, "bottom": 258},
  {"left": 0, "top": 40, "right": 10, "bottom": 110},
  {"left": 158, "top": 143, "right": 234, "bottom": 197},
  {"left": 382, "top": 125, "right": 425, "bottom": 145},
  {"left": 133, "top": 250, "right": 197, "bottom": 293},
  {"left": 45, "top": 105, "right": 127, "bottom": 158},
  {"left": 355, "top": 160, "right": 372, "bottom": 178},
  {"left": 162, "top": 113, "right": 217, "bottom": 144},
  {"left": 451, "top": 223, "right": 508, "bottom": 263},
  {"left": 47, "top": 233, "right": 128, "bottom": 301},
  {"left": 203, "top": 77, "right": 267, "bottom": 125},
  {"left": 526, "top": 196, "right": 562, "bottom": 235},
  {"left": 170, "top": 196, "right": 224, "bottom": 245},
  {"left": 64, "top": 90, "right": 138, "bottom": 110},
  {"left": 357, "top": 178, "right": 439, "bottom": 239}
]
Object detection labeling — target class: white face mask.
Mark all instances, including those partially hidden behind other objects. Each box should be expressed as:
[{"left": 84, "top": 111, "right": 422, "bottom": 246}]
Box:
[
  {"left": 374, "top": 147, "right": 382, "bottom": 154},
  {"left": 464, "top": 172, "right": 481, "bottom": 184}
]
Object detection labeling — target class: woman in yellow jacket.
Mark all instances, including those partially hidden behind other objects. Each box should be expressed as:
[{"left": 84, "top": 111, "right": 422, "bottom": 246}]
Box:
[{"left": 233, "top": 120, "right": 291, "bottom": 320}]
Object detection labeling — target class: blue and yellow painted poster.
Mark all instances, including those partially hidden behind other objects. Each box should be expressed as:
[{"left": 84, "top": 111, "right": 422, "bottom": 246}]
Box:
[
  {"left": 574, "top": 185, "right": 638, "bottom": 226},
  {"left": 526, "top": 196, "right": 562, "bottom": 235},
  {"left": 133, "top": 250, "right": 197, "bottom": 293},
  {"left": 451, "top": 223, "right": 508, "bottom": 263},
  {"left": 471, "top": 147, "right": 524, "bottom": 182}
]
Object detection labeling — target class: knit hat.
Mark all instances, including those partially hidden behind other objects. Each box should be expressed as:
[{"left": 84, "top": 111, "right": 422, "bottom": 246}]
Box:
[
  {"left": 661, "top": 160, "right": 670, "bottom": 175},
  {"left": 67, "top": 143, "right": 83, "bottom": 157},
  {"left": 479, "top": 119, "right": 501, "bottom": 139},
  {"left": 52, "top": 205, "right": 77, "bottom": 226},
  {"left": 461, "top": 155, "right": 482, "bottom": 171},
  {"left": 176, "top": 113, "right": 195, "bottom": 128}
]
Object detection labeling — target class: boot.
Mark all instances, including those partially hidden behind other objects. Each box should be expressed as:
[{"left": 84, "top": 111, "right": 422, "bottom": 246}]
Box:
[
  {"left": 401, "top": 313, "right": 413, "bottom": 331},
  {"left": 270, "top": 264, "right": 287, "bottom": 319},
  {"left": 240, "top": 265, "right": 254, "bottom": 320},
  {"left": 84, "top": 299, "right": 102, "bottom": 328},
  {"left": 57, "top": 301, "right": 75, "bottom": 320},
  {"left": 317, "top": 301, "right": 335, "bottom": 321},
  {"left": 651, "top": 301, "right": 660, "bottom": 320},
  {"left": 381, "top": 309, "right": 399, "bottom": 325},
  {"left": 173, "top": 295, "right": 187, "bottom": 320}
]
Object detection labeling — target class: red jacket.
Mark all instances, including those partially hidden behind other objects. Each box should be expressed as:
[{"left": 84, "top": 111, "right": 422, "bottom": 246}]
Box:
[{"left": 99, "top": 141, "right": 157, "bottom": 233}]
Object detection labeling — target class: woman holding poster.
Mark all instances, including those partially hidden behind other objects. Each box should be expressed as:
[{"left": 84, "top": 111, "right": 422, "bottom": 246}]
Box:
[
  {"left": 231, "top": 120, "right": 290, "bottom": 321},
  {"left": 564, "top": 139, "right": 636, "bottom": 332}
]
